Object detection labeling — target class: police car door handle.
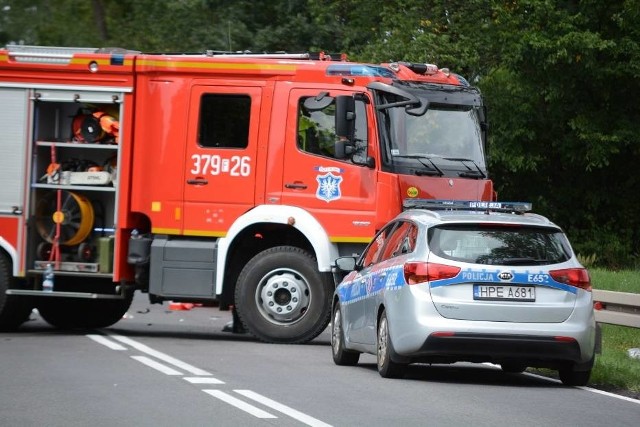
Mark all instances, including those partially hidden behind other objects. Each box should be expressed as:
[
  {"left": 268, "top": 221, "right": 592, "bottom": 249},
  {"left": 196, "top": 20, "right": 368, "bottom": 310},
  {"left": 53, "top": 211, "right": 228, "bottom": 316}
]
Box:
[
  {"left": 187, "top": 178, "right": 208, "bottom": 185},
  {"left": 285, "top": 181, "right": 307, "bottom": 189}
]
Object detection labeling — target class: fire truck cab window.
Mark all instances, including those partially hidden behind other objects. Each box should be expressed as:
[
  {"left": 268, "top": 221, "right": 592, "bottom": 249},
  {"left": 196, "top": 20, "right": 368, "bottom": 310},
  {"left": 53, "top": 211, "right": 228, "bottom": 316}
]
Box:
[
  {"left": 297, "top": 97, "right": 368, "bottom": 162},
  {"left": 198, "top": 94, "right": 251, "bottom": 148}
]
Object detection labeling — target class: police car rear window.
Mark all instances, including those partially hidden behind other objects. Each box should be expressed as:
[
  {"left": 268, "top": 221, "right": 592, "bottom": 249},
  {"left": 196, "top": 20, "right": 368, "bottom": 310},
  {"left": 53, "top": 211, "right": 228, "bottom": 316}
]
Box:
[{"left": 427, "top": 224, "right": 571, "bottom": 266}]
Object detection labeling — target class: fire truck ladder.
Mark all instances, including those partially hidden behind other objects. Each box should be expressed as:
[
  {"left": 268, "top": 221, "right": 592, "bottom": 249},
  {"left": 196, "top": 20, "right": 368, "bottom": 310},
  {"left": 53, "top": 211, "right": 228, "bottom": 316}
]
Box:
[
  {"left": 5, "top": 45, "right": 139, "bottom": 64},
  {"left": 203, "top": 51, "right": 346, "bottom": 61},
  {"left": 5, "top": 45, "right": 345, "bottom": 63},
  {"left": 5, "top": 45, "right": 101, "bottom": 64}
]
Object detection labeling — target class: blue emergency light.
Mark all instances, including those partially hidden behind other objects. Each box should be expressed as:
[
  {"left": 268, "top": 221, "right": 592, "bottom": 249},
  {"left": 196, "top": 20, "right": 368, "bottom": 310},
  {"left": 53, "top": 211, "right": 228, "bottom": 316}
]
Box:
[{"left": 402, "top": 199, "right": 533, "bottom": 213}]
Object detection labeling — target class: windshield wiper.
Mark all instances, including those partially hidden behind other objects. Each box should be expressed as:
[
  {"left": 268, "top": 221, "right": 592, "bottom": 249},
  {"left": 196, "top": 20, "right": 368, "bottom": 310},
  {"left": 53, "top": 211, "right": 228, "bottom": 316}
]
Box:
[
  {"left": 393, "top": 155, "right": 444, "bottom": 176},
  {"left": 476, "top": 256, "right": 550, "bottom": 265},
  {"left": 501, "top": 257, "right": 549, "bottom": 266},
  {"left": 443, "top": 157, "right": 487, "bottom": 179}
]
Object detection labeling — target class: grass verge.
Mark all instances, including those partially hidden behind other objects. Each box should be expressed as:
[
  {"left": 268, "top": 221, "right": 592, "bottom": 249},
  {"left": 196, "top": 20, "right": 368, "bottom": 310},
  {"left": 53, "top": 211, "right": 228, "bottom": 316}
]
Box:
[
  {"left": 588, "top": 268, "right": 640, "bottom": 398},
  {"left": 589, "top": 324, "right": 640, "bottom": 398},
  {"left": 530, "top": 268, "right": 640, "bottom": 398}
]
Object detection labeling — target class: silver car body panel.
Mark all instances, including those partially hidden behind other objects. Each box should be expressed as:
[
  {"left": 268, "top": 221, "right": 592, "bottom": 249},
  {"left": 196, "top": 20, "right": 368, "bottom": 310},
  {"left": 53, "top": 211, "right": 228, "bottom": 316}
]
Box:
[{"left": 335, "top": 208, "right": 596, "bottom": 366}]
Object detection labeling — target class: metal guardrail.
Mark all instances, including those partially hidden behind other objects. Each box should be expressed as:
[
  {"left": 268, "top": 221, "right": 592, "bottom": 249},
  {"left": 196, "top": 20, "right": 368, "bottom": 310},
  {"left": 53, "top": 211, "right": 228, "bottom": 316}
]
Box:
[{"left": 593, "top": 290, "right": 640, "bottom": 328}]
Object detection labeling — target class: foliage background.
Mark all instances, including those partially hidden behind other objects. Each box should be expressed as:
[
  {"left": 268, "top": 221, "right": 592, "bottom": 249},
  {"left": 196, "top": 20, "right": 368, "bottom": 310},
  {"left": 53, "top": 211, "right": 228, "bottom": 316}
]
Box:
[{"left": 1, "top": 0, "right": 639, "bottom": 268}]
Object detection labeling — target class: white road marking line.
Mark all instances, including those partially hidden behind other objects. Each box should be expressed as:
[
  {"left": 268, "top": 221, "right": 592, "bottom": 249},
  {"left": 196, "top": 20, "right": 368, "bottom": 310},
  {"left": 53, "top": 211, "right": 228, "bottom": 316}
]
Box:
[
  {"left": 203, "top": 390, "right": 277, "bottom": 419},
  {"left": 235, "top": 389, "right": 333, "bottom": 427},
  {"left": 485, "top": 363, "right": 639, "bottom": 405},
  {"left": 184, "top": 377, "right": 225, "bottom": 384},
  {"left": 131, "top": 355, "right": 183, "bottom": 375},
  {"left": 523, "top": 372, "right": 640, "bottom": 405},
  {"left": 86, "top": 334, "right": 127, "bottom": 350},
  {"left": 107, "top": 333, "right": 212, "bottom": 376},
  {"left": 576, "top": 386, "right": 640, "bottom": 405}
]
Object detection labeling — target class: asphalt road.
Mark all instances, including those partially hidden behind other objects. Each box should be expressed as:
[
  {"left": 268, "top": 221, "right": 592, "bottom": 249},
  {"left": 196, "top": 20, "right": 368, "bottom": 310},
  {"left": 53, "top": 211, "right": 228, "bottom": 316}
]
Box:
[{"left": 1, "top": 293, "right": 639, "bottom": 427}]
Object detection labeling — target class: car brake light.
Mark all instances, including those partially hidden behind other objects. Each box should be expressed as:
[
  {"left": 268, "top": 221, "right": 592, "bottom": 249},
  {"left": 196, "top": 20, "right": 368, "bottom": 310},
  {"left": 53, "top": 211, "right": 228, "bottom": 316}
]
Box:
[
  {"left": 549, "top": 268, "right": 592, "bottom": 291},
  {"left": 404, "top": 262, "right": 461, "bottom": 285}
]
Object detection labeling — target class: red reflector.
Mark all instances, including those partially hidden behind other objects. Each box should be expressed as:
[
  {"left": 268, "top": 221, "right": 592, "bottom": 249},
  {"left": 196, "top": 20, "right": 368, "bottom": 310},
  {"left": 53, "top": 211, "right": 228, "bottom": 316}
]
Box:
[
  {"left": 593, "top": 301, "right": 603, "bottom": 311},
  {"left": 404, "top": 262, "right": 461, "bottom": 285},
  {"left": 549, "top": 268, "right": 591, "bottom": 291},
  {"left": 554, "top": 336, "right": 577, "bottom": 343},
  {"left": 431, "top": 331, "right": 455, "bottom": 337}
]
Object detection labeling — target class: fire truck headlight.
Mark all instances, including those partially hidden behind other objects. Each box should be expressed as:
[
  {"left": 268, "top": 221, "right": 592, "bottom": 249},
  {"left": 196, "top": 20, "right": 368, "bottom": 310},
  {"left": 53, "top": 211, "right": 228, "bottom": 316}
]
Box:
[{"left": 89, "top": 61, "right": 99, "bottom": 73}]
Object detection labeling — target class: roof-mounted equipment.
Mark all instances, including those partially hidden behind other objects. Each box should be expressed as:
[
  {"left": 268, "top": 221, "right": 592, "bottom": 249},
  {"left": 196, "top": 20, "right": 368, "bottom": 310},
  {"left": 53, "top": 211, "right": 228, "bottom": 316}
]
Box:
[{"left": 402, "top": 199, "right": 533, "bottom": 214}]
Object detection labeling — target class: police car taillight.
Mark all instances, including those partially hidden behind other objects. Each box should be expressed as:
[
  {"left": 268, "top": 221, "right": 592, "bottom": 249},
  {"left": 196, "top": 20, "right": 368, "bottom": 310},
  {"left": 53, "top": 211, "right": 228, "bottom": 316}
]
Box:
[
  {"left": 404, "top": 262, "right": 461, "bottom": 285},
  {"left": 549, "top": 268, "right": 592, "bottom": 291}
]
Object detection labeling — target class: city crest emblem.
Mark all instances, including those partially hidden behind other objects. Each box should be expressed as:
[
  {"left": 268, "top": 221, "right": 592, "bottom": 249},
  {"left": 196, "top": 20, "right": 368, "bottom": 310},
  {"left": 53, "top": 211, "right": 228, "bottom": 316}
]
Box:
[{"left": 316, "top": 172, "right": 343, "bottom": 202}]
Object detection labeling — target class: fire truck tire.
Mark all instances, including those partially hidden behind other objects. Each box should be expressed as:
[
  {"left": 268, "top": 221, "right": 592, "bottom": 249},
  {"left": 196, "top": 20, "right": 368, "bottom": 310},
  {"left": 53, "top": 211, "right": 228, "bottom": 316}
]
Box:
[
  {"left": 37, "top": 295, "right": 133, "bottom": 329},
  {"left": 36, "top": 278, "right": 133, "bottom": 329},
  {"left": 0, "top": 253, "right": 34, "bottom": 331},
  {"left": 234, "top": 246, "right": 332, "bottom": 344}
]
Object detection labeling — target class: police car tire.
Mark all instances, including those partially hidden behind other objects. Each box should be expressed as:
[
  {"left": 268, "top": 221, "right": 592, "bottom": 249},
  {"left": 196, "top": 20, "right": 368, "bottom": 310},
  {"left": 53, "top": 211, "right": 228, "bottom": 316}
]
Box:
[
  {"left": 234, "top": 246, "right": 333, "bottom": 344},
  {"left": 558, "top": 360, "right": 593, "bottom": 387},
  {"left": 377, "top": 310, "right": 407, "bottom": 378},
  {"left": 332, "top": 302, "right": 360, "bottom": 366},
  {"left": 0, "top": 252, "right": 33, "bottom": 331}
]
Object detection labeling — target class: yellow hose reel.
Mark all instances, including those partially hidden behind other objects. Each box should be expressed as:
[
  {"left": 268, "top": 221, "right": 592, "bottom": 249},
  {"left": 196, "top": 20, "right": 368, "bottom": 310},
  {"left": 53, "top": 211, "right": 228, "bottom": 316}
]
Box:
[{"left": 36, "top": 191, "right": 95, "bottom": 246}]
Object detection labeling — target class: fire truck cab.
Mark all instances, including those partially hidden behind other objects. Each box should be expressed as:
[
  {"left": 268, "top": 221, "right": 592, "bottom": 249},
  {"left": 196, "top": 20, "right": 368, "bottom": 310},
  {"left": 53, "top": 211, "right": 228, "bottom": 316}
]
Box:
[{"left": 0, "top": 45, "right": 493, "bottom": 343}]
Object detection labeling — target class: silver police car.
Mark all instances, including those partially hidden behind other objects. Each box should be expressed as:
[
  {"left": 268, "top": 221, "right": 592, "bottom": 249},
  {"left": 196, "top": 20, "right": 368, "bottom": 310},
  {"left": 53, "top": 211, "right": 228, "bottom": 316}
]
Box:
[{"left": 331, "top": 200, "right": 596, "bottom": 386}]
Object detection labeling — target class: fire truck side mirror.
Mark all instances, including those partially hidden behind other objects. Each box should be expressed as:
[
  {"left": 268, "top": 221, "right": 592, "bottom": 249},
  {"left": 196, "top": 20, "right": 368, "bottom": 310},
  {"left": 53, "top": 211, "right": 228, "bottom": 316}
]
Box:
[
  {"left": 335, "top": 95, "right": 355, "bottom": 141},
  {"left": 334, "top": 139, "right": 351, "bottom": 159},
  {"left": 303, "top": 92, "right": 333, "bottom": 111}
]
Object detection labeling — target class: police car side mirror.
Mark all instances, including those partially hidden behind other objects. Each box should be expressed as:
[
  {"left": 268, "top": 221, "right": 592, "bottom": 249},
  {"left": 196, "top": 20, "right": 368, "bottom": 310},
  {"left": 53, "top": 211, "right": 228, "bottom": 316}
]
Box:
[{"left": 334, "top": 256, "right": 358, "bottom": 272}]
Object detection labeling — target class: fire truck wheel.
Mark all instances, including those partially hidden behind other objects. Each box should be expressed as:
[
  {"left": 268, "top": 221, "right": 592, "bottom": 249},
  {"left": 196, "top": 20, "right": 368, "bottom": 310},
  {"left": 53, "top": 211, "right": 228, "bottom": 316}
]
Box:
[
  {"left": 234, "top": 246, "right": 332, "bottom": 344},
  {"left": 0, "top": 252, "right": 34, "bottom": 331},
  {"left": 37, "top": 295, "right": 133, "bottom": 329},
  {"left": 36, "top": 277, "right": 133, "bottom": 329}
]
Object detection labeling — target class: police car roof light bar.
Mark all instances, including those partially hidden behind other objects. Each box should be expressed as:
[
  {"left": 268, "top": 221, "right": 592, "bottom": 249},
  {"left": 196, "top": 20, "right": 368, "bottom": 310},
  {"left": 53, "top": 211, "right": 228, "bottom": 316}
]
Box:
[{"left": 403, "top": 199, "right": 533, "bottom": 213}]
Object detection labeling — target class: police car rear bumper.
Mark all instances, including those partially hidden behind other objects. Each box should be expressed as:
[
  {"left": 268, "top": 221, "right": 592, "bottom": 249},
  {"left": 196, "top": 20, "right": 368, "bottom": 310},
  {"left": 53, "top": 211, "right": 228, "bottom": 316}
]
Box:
[{"left": 410, "top": 332, "right": 583, "bottom": 366}]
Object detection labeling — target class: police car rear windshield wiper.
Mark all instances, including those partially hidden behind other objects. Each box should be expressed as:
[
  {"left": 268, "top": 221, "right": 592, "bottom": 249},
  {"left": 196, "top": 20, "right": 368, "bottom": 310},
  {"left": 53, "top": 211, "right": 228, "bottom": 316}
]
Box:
[
  {"left": 442, "top": 157, "right": 487, "bottom": 179},
  {"left": 393, "top": 155, "right": 444, "bottom": 176},
  {"left": 476, "top": 256, "right": 550, "bottom": 266},
  {"left": 501, "top": 257, "right": 550, "bottom": 266}
]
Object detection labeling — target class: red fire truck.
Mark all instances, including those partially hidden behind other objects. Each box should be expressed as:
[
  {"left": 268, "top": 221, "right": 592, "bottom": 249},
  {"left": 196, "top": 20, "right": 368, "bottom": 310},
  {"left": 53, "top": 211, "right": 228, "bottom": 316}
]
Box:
[{"left": 0, "top": 45, "right": 494, "bottom": 343}]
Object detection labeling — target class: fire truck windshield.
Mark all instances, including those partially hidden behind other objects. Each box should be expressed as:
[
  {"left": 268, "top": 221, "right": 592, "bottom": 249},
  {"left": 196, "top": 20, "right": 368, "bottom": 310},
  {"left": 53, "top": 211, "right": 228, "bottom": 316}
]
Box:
[{"left": 374, "top": 83, "right": 487, "bottom": 178}]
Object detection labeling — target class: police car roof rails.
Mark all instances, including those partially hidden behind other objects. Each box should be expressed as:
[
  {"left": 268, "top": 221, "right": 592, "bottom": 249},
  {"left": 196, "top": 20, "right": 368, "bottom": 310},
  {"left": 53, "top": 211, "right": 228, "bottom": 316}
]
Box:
[{"left": 402, "top": 199, "right": 532, "bottom": 214}]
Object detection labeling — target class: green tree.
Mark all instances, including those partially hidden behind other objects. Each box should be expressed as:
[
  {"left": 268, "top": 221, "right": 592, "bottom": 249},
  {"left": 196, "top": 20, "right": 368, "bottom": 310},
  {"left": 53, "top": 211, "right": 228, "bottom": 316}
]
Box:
[
  {"left": 482, "top": 0, "right": 640, "bottom": 267},
  {"left": 0, "top": 0, "right": 101, "bottom": 46},
  {"left": 341, "top": 0, "right": 640, "bottom": 266},
  {"left": 1, "top": 0, "right": 639, "bottom": 267}
]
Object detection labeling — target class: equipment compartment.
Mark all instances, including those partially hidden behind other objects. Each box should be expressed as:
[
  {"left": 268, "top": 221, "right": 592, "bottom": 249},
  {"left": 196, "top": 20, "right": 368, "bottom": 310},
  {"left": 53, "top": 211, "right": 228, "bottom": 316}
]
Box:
[{"left": 27, "top": 92, "right": 123, "bottom": 276}]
